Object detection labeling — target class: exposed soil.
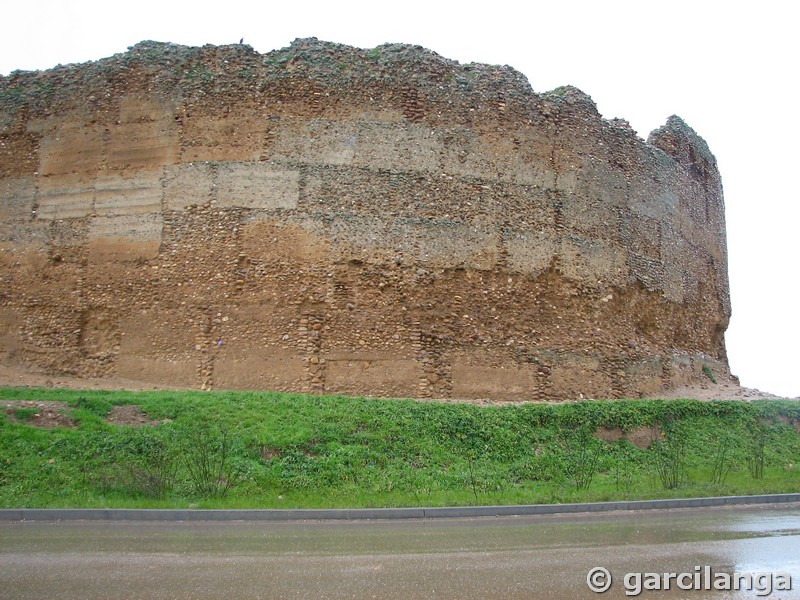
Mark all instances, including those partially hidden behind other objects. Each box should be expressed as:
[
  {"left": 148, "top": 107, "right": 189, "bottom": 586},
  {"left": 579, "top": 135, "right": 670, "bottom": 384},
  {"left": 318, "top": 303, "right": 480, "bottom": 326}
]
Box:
[
  {"left": 1, "top": 393, "right": 158, "bottom": 429},
  {"left": 0, "top": 363, "right": 790, "bottom": 403},
  {"left": 1, "top": 400, "right": 76, "bottom": 428},
  {"left": 105, "top": 404, "right": 160, "bottom": 426},
  {"left": 0, "top": 363, "right": 187, "bottom": 392},
  {"left": 776, "top": 415, "right": 800, "bottom": 434},
  {"left": 595, "top": 425, "right": 668, "bottom": 449},
  {"left": 594, "top": 425, "right": 666, "bottom": 448},
  {"left": 643, "top": 381, "right": 787, "bottom": 402}
]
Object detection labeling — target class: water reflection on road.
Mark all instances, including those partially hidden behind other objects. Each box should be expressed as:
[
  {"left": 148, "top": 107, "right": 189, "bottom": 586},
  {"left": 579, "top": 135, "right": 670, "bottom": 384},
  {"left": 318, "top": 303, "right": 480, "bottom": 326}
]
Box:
[{"left": 1, "top": 504, "right": 799, "bottom": 599}]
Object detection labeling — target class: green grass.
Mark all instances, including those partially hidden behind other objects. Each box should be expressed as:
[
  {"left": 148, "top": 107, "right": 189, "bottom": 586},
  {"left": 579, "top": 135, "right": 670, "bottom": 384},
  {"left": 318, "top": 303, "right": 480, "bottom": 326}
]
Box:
[
  {"left": 0, "top": 387, "right": 797, "bottom": 509},
  {"left": 10, "top": 407, "right": 38, "bottom": 423}
]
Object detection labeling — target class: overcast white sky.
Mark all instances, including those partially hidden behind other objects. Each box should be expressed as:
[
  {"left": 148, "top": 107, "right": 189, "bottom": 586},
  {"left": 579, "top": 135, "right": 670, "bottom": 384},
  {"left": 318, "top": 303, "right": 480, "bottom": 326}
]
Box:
[{"left": 1, "top": 0, "right": 797, "bottom": 397}]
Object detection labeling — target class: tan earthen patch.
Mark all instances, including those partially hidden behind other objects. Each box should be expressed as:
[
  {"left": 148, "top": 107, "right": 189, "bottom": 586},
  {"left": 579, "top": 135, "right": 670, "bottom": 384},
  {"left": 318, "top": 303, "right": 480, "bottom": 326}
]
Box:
[
  {"left": 1, "top": 400, "right": 76, "bottom": 429},
  {"left": 625, "top": 425, "right": 665, "bottom": 449},
  {"left": 594, "top": 426, "right": 624, "bottom": 442},
  {"left": 594, "top": 424, "right": 665, "bottom": 448},
  {"left": 105, "top": 404, "right": 159, "bottom": 426}
]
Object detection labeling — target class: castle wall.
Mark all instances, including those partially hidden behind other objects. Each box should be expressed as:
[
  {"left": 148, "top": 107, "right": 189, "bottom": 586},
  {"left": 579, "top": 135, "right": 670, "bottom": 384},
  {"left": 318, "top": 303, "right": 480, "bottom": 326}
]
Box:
[{"left": 0, "top": 39, "right": 731, "bottom": 399}]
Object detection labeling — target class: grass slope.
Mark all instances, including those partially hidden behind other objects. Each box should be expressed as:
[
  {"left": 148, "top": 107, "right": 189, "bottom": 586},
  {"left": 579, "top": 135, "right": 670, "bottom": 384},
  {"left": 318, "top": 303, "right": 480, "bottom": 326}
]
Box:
[{"left": 0, "top": 387, "right": 798, "bottom": 509}]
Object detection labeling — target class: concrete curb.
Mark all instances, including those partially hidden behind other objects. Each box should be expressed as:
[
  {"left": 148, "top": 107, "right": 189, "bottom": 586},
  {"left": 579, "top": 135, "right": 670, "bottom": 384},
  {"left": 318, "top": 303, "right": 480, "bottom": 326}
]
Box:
[{"left": 1, "top": 494, "right": 799, "bottom": 522}]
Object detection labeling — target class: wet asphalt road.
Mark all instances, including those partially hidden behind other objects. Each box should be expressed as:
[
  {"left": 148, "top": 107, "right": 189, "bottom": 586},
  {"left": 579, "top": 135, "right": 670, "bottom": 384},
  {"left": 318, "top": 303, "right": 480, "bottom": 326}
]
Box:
[{"left": 1, "top": 504, "right": 799, "bottom": 599}]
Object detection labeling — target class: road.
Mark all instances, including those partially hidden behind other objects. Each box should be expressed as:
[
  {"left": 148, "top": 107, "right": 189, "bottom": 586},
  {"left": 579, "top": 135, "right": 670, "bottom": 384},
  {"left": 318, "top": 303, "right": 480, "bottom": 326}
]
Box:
[{"left": 1, "top": 504, "right": 799, "bottom": 599}]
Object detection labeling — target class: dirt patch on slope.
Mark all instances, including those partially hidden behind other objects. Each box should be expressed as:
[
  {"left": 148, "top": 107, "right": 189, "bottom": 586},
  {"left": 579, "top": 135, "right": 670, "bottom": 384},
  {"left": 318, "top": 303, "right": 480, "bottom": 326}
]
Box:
[
  {"left": 106, "top": 404, "right": 159, "bottom": 426},
  {"left": 1, "top": 400, "right": 76, "bottom": 428},
  {"left": 595, "top": 425, "right": 665, "bottom": 449},
  {"left": 1, "top": 398, "right": 158, "bottom": 428}
]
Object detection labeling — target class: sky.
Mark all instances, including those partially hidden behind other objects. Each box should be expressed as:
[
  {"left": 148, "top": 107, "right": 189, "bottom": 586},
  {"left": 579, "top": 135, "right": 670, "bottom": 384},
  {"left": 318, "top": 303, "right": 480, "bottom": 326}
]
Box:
[{"left": 1, "top": 0, "right": 797, "bottom": 397}]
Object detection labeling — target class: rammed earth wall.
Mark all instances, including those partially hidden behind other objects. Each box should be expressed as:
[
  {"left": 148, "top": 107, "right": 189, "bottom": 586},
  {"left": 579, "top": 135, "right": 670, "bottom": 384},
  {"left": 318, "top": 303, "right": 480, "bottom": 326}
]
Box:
[{"left": 0, "top": 39, "right": 731, "bottom": 400}]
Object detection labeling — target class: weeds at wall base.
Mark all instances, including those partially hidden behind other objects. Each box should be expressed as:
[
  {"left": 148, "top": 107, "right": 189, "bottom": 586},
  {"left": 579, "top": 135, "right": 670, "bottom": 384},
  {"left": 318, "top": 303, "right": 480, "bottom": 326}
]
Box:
[{"left": 0, "top": 387, "right": 798, "bottom": 509}]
